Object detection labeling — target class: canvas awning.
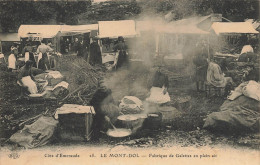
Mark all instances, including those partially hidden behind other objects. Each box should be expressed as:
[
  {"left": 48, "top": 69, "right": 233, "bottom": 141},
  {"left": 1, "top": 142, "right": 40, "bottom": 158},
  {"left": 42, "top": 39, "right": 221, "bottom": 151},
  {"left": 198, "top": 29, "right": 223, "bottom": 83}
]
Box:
[
  {"left": 161, "top": 23, "right": 209, "bottom": 34},
  {"left": 161, "top": 16, "right": 210, "bottom": 34},
  {"left": 211, "top": 22, "right": 259, "bottom": 35},
  {"left": 0, "top": 33, "right": 20, "bottom": 41},
  {"left": 18, "top": 25, "right": 61, "bottom": 38},
  {"left": 136, "top": 16, "right": 210, "bottom": 34},
  {"left": 98, "top": 20, "right": 137, "bottom": 38},
  {"left": 60, "top": 24, "right": 98, "bottom": 35}
]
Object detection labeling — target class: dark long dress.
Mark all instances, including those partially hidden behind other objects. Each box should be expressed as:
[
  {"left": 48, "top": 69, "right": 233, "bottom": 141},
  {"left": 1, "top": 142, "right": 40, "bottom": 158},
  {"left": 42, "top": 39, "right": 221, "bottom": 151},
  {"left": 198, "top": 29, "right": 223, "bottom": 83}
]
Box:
[
  {"left": 113, "top": 42, "right": 128, "bottom": 69},
  {"left": 89, "top": 42, "right": 102, "bottom": 66},
  {"left": 38, "top": 53, "right": 50, "bottom": 71}
]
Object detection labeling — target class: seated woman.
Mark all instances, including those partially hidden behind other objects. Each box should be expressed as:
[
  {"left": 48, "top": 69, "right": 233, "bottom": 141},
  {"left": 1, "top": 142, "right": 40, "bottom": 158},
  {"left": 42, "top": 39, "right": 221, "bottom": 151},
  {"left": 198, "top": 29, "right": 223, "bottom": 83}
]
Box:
[
  {"left": 146, "top": 65, "right": 170, "bottom": 104},
  {"left": 17, "top": 60, "right": 38, "bottom": 95},
  {"left": 207, "top": 59, "right": 235, "bottom": 96}
]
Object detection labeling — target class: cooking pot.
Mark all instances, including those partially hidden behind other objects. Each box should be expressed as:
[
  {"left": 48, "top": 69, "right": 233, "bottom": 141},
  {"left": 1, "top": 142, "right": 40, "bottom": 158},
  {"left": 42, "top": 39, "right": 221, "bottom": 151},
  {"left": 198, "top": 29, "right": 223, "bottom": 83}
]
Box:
[
  {"left": 143, "top": 113, "right": 162, "bottom": 130},
  {"left": 117, "top": 114, "right": 147, "bottom": 129}
]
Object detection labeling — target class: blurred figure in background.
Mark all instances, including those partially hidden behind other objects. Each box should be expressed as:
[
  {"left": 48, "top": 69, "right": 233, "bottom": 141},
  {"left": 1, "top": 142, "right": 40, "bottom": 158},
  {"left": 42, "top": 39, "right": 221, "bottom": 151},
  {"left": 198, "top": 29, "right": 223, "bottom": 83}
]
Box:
[
  {"left": 193, "top": 41, "right": 208, "bottom": 92},
  {"left": 113, "top": 36, "right": 128, "bottom": 69},
  {"left": 8, "top": 46, "right": 18, "bottom": 71},
  {"left": 37, "top": 40, "right": 53, "bottom": 70},
  {"left": 77, "top": 37, "right": 84, "bottom": 57},
  {"left": 23, "top": 42, "right": 36, "bottom": 67},
  {"left": 74, "top": 37, "right": 79, "bottom": 55},
  {"left": 89, "top": 37, "right": 102, "bottom": 66}
]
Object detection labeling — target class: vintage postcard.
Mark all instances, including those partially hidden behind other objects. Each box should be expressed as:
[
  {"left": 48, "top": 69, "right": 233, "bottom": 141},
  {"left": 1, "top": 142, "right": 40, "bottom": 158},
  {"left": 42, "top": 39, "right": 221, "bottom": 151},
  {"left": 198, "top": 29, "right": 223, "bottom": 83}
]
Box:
[{"left": 0, "top": 0, "right": 259, "bottom": 165}]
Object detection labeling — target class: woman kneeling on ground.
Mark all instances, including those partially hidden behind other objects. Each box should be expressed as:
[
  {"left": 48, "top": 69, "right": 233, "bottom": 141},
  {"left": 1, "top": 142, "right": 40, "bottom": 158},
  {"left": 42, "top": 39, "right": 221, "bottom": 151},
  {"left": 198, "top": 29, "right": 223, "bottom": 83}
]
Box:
[{"left": 17, "top": 60, "right": 38, "bottom": 96}]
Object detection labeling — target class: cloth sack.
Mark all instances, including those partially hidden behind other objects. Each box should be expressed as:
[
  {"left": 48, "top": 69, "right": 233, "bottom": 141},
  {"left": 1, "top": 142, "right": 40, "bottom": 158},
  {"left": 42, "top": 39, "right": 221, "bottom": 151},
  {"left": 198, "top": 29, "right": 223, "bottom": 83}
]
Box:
[
  {"left": 242, "top": 80, "right": 260, "bottom": 101},
  {"left": 241, "top": 45, "right": 254, "bottom": 54},
  {"left": 18, "top": 76, "right": 38, "bottom": 94},
  {"left": 9, "top": 116, "right": 58, "bottom": 148},
  {"left": 228, "top": 81, "right": 260, "bottom": 101},
  {"left": 203, "top": 95, "right": 260, "bottom": 133},
  {"left": 119, "top": 96, "right": 144, "bottom": 114}
]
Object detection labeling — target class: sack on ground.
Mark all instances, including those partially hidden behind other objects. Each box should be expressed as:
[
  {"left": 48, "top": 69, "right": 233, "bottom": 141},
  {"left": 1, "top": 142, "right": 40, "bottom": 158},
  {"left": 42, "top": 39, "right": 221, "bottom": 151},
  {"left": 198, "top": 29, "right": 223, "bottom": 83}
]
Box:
[
  {"left": 119, "top": 96, "right": 144, "bottom": 114},
  {"left": 9, "top": 116, "right": 58, "bottom": 148},
  {"left": 203, "top": 95, "right": 260, "bottom": 133},
  {"left": 21, "top": 76, "right": 38, "bottom": 94}
]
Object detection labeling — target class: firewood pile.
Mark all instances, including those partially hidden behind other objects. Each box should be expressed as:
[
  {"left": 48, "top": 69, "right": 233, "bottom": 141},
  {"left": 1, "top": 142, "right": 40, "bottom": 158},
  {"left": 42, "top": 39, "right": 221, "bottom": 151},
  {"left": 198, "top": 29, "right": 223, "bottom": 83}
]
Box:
[{"left": 57, "top": 56, "right": 106, "bottom": 105}]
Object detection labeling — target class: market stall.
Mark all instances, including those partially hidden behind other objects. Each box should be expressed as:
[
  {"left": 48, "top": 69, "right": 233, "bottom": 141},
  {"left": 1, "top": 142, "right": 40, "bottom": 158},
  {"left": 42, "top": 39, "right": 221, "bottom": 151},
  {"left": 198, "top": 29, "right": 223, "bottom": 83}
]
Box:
[
  {"left": 18, "top": 25, "right": 61, "bottom": 52},
  {"left": 210, "top": 22, "right": 259, "bottom": 55},
  {"left": 97, "top": 20, "right": 138, "bottom": 66},
  {"left": 0, "top": 33, "right": 20, "bottom": 54},
  {"left": 58, "top": 24, "right": 98, "bottom": 54}
]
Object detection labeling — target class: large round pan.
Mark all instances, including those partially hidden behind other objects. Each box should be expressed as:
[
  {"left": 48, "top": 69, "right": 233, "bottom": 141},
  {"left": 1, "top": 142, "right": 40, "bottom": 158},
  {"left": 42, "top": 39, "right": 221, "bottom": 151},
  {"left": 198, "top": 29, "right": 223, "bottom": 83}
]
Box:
[{"left": 106, "top": 128, "right": 132, "bottom": 138}]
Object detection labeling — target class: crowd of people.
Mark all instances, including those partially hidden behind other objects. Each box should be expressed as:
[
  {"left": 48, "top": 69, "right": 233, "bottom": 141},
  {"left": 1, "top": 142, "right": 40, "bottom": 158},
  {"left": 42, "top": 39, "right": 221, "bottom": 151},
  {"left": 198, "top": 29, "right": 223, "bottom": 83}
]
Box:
[
  {"left": 1, "top": 34, "right": 258, "bottom": 101},
  {"left": 0, "top": 36, "right": 130, "bottom": 97}
]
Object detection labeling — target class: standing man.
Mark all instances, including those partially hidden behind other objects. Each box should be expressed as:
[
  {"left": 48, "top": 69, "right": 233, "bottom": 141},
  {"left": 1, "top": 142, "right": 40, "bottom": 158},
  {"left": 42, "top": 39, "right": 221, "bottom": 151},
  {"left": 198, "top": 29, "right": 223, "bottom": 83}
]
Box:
[
  {"left": 23, "top": 42, "right": 36, "bottom": 67},
  {"left": 89, "top": 37, "right": 102, "bottom": 66},
  {"left": 37, "top": 40, "right": 53, "bottom": 70}
]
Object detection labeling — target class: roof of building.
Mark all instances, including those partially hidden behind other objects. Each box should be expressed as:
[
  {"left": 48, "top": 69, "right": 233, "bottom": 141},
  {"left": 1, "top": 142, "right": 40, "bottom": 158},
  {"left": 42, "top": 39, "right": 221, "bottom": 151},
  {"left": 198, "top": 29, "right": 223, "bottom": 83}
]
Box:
[{"left": 211, "top": 22, "right": 259, "bottom": 35}]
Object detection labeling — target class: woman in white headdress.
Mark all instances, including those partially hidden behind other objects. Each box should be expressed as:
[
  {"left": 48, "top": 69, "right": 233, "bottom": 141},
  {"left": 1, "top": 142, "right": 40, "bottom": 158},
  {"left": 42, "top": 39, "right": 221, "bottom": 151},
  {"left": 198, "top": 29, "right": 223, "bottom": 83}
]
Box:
[{"left": 8, "top": 46, "right": 18, "bottom": 71}]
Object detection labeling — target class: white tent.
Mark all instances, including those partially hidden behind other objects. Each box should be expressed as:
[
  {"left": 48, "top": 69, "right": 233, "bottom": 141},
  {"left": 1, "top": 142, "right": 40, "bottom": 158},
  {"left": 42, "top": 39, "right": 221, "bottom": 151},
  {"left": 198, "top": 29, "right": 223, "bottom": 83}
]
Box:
[
  {"left": 18, "top": 25, "right": 61, "bottom": 38},
  {"left": 98, "top": 20, "right": 137, "bottom": 38},
  {"left": 211, "top": 22, "right": 259, "bottom": 35},
  {"left": 60, "top": 24, "right": 98, "bottom": 34}
]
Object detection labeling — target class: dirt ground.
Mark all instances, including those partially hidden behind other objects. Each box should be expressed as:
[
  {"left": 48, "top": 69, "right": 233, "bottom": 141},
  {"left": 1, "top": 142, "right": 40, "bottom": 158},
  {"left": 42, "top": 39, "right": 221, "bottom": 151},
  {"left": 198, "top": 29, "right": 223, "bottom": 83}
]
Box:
[{"left": 0, "top": 57, "right": 259, "bottom": 151}]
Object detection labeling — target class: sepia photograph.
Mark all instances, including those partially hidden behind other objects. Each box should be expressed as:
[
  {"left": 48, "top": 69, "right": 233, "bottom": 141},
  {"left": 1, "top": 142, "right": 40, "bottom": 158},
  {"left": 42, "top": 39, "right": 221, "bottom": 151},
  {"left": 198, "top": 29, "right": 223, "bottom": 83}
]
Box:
[{"left": 0, "top": 0, "right": 259, "bottom": 165}]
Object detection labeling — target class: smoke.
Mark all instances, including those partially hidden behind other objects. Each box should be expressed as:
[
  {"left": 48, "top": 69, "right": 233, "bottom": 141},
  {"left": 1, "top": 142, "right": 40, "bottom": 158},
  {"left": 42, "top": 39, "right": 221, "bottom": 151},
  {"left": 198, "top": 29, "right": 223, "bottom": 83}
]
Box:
[
  {"left": 103, "top": 66, "right": 151, "bottom": 102},
  {"left": 101, "top": 13, "right": 207, "bottom": 105},
  {"left": 100, "top": 9, "right": 217, "bottom": 132}
]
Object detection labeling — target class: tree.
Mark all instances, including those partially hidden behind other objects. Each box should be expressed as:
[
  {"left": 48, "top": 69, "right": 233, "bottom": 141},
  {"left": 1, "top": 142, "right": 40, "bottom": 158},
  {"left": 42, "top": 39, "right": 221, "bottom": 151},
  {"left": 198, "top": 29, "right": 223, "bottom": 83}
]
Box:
[{"left": 0, "top": 1, "right": 92, "bottom": 32}]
